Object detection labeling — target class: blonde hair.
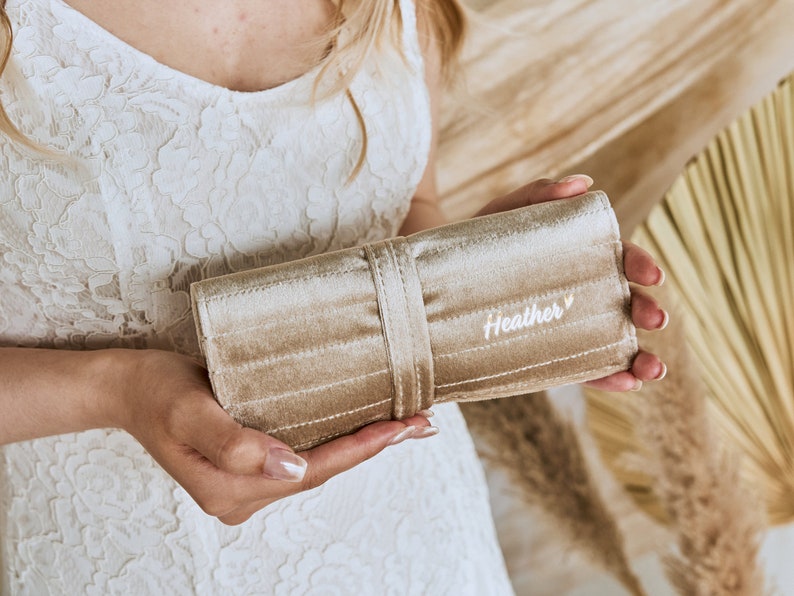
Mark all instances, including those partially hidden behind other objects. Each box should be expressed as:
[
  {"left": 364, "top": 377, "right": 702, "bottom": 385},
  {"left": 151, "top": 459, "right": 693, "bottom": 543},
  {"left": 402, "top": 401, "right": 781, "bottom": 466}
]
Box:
[
  {"left": 0, "top": 0, "right": 465, "bottom": 163},
  {"left": 0, "top": 0, "right": 38, "bottom": 150},
  {"left": 319, "top": 0, "right": 466, "bottom": 177},
  {"left": 319, "top": 0, "right": 466, "bottom": 95}
]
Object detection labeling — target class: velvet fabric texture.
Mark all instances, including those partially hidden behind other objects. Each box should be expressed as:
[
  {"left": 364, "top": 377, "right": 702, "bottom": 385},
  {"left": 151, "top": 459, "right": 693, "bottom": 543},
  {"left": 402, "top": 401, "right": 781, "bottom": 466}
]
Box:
[{"left": 191, "top": 191, "right": 637, "bottom": 450}]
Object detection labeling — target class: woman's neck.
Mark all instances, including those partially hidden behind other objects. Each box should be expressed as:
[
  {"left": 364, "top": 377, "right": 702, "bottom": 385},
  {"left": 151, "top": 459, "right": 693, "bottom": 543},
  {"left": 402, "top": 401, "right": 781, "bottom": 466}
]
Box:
[{"left": 63, "top": 0, "right": 336, "bottom": 92}]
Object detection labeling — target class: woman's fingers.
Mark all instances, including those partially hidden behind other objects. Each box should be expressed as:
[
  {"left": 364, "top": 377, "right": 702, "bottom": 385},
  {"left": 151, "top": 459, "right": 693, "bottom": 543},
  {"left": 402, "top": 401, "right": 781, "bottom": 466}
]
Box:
[
  {"left": 631, "top": 288, "right": 669, "bottom": 331},
  {"left": 584, "top": 371, "right": 641, "bottom": 392},
  {"left": 551, "top": 174, "right": 594, "bottom": 198},
  {"left": 584, "top": 351, "right": 667, "bottom": 392},
  {"left": 588, "top": 287, "right": 668, "bottom": 390},
  {"left": 623, "top": 241, "right": 665, "bottom": 287},
  {"left": 299, "top": 416, "right": 433, "bottom": 491},
  {"left": 169, "top": 407, "right": 435, "bottom": 523},
  {"left": 590, "top": 270, "right": 668, "bottom": 392},
  {"left": 129, "top": 354, "right": 443, "bottom": 524},
  {"left": 476, "top": 175, "right": 593, "bottom": 216},
  {"left": 470, "top": 179, "right": 670, "bottom": 395},
  {"left": 585, "top": 288, "right": 669, "bottom": 391},
  {"left": 216, "top": 415, "right": 438, "bottom": 525},
  {"left": 517, "top": 175, "right": 593, "bottom": 204},
  {"left": 631, "top": 350, "right": 667, "bottom": 382}
]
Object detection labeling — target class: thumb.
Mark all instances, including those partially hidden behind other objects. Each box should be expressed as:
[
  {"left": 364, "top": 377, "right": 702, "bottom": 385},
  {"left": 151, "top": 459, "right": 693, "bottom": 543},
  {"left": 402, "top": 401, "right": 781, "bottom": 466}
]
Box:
[{"left": 180, "top": 397, "right": 307, "bottom": 482}]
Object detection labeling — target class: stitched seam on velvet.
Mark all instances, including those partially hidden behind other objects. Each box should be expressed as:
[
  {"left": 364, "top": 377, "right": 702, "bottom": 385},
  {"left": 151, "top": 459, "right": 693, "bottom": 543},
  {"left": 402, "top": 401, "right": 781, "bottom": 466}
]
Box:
[
  {"left": 222, "top": 369, "right": 389, "bottom": 409},
  {"left": 291, "top": 407, "right": 393, "bottom": 449},
  {"left": 433, "top": 342, "right": 632, "bottom": 403},
  {"left": 394, "top": 241, "right": 422, "bottom": 414},
  {"left": 196, "top": 205, "right": 608, "bottom": 303},
  {"left": 291, "top": 415, "right": 387, "bottom": 450},
  {"left": 435, "top": 338, "right": 630, "bottom": 389},
  {"left": 369, "top": 245, "right": 402, "bottom": 417},
  {"left": 267, "top": 398, "right": 392, "bottom": 433},
  {"left": 421, "top": 240, "right": 618, "bottom": 294},
  {"left": 611, "top": 236, "right": 638, "bottom": 353},
  {"left": 434, "top": 342, "right": 632, "bottom": 402},
  {"left": 197, "top": 299, "right": 232, "bottom": 403},
  {"left": 195, "top": 262, "right": 369, "bottom": 303},
  {"left": 195, "top": 205, "right": 609, "bottom": 304},
  {"left": 418, "top": 206, "right": 606, "bottom": 258},
  {"left": 435, "top": 310, "right": 617, "bottom": 360},
  {"left": 201, "top": 297, "right": 374, "bottom": 340},
  {"left": 384, "top": 245, "right": 407, "bottom": 415},
  {"left": 415, "top": 206, "right": 606, "bottom": 260},
  {"left": 430, "top": 274, "right": 616, "bottom": 325},
  {"left": 208, "top": 334, "right": 381, "bottom": 373}
]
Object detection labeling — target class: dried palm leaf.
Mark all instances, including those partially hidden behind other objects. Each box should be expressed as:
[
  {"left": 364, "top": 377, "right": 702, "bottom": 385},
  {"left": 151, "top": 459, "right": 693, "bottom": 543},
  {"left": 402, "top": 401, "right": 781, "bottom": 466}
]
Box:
[{"left": 586, "top": 70, "right": 794, "bottom": 526}]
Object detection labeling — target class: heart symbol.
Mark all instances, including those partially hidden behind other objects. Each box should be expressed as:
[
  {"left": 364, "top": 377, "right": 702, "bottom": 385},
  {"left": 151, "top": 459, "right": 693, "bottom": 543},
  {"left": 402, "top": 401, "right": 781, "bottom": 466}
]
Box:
[{"left": 564, "top": 294, "right": 574, "bottom": 309}]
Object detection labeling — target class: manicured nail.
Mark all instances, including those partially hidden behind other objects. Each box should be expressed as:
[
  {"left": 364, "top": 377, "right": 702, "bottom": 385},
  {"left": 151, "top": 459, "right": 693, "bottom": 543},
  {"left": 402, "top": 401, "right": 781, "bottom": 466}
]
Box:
[
  {"left": 387, "top": 426, "right": 416, "bottom": 446},
  {"left": 655, "top": 362, "right": 668, "bottom": 381},
  {"left": 630, "top": 379, "right": 643, "bottom": 392},
  {"left": 558, "top": 174, "right": 594, "bottom": 188},
  {"left": 657, "top": 310, "right": 669, "bottom": 331},
  {"left": 264, "top": 448, "right": 307, "bottom": 482},
  {"left": 412, "top": 426, "right": 440, "bottom": 440},
  {"left": 655, "top": 267, "right": 666, "bottom": 286},
  {"left": 417, "top": 409, "right": 435, "bottom": 419}
]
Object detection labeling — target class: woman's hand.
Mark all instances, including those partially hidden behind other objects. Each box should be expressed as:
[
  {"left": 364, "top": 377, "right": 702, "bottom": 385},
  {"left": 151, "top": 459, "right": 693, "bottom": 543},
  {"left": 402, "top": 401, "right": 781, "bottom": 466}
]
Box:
[
  {"left": 0, "top": 346, "right": 433, "bottom": 526},
  {"left": 475, "top": 174, "right": 668, "bottom": 392},
  {"left": 110, "top": 350, "right": 434, "bottom": 525}
]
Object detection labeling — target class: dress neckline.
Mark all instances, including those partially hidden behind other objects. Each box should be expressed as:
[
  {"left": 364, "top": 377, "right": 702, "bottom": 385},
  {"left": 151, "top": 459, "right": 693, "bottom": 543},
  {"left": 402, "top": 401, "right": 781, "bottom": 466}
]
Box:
[{"left": 49, "top": 0, "right": 328, "bottom": 101}]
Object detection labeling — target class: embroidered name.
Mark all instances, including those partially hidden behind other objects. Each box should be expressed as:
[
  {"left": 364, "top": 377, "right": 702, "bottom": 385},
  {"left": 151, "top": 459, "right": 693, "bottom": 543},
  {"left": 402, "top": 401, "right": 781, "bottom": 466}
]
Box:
[{"left": 483, "top": 294, "right": 574, "bottom": 340}]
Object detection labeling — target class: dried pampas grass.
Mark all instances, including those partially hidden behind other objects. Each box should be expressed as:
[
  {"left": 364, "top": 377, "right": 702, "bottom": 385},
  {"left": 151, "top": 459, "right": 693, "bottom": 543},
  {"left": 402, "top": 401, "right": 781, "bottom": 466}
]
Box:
[
  {"left": 462, "top": 394, "right": 646, "bottom": 596},
  {"left": 635, "top": 300, "right": 766, "bottom": 595}
]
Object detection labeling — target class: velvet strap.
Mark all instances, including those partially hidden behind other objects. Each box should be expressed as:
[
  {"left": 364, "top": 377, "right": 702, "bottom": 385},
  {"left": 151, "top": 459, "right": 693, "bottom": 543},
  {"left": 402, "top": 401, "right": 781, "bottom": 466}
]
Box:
[{"left": 364, "top": 239, "right": 435, "bottom": 420}]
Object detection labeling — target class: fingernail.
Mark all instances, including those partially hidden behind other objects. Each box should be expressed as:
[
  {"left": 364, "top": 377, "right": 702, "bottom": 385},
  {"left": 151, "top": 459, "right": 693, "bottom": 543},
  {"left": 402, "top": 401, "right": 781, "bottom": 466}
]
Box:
[
  {"left": 657, "top": 309, "right": 669, "bottom": 330},
  {"left": 558, "top": 174, "right": 594, "bottom": 188},
  {"left": 412, "top": 426, "right": 440, "bottom": 440},
  {"left": 655, "top": 362, "right": 668, "bottom": 381},
  {"left": 655, "top": 268, "right": 666, "bottom": 286},
  {"left": 630, "top": 379, "right": 643, "bottom": 392},
  {"left": 417, "top": 409, "right": 435, "bottom": 419},
  {"left": 264, "top": 448, "right": 307, "bottom": 483},
  {"left": 387, "top": 426, "right": 416, "bottom": 446}
]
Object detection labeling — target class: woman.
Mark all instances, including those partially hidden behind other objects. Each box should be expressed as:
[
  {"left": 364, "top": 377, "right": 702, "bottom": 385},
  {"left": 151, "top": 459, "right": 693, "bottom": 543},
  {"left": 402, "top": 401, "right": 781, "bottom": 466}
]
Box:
[{"left": 0, "top": 0, "right": 667, "bottom": 593}]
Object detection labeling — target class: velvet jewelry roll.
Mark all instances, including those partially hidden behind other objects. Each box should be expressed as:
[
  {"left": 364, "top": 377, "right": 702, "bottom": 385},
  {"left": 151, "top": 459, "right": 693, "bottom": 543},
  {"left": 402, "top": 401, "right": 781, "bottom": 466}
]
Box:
[{"left": 191, "top": 191, "right": 637, "bottom": 450}]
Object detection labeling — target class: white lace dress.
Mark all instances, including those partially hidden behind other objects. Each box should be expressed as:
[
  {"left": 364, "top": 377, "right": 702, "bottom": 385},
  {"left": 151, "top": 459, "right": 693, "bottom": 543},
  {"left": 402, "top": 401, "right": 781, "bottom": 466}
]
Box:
[{"left": 0, "top": 0, "right": 514, "bottom": 594}]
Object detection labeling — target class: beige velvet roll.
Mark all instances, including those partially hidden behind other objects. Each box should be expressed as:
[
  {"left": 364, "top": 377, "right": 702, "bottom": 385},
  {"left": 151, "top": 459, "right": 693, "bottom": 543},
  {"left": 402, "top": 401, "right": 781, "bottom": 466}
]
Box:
[{"left": 191, "top": 191, "right": 637, "bottom": 450}]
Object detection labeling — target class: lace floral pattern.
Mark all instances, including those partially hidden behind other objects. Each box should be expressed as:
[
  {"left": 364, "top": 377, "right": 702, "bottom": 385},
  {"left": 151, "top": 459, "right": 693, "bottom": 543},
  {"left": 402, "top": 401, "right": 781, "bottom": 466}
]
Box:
[{"left": 0, "top": 0, "right": 513, "bottom": 593}]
